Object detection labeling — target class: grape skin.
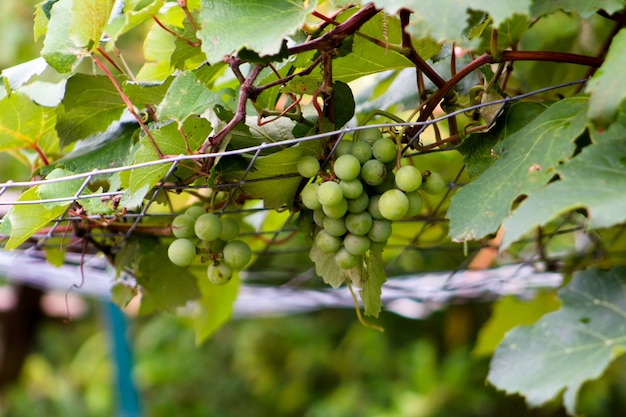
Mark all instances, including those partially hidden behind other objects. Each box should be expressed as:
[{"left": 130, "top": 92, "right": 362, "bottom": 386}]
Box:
[
  {"left": 172, "top": 214, "right": 196, "bottom": 239},
  {"left": 343, "top": 233, "right": 370, "bottom": 255},
  {"left": 372, "top": 138, "right": 397, "bottom": 163},
  {"left": 368, "top": 219, "right": 392, "bottom": 243},
  {"left": 339, "top": 179, "right": 364, "bottom": 199},
  {"left": 334, "top": 154, "right": 361, "bottom": 181},
  {"left": 185, "top": 205, "right": 206, "bottom": 219},
  {"left": 301, "top": 183, "right": 322, "bottom": 210},
  {"left": 317, "top": 181, "right": 344, "bottom": 206},
  {"left": 223, "top": 240, "right": 252, "bottom": 269},
  {"left": 359, "top": 127, "right": 383, "bottom": 144},
  {"left": 422, "top": 171, "right": 447, "bottom": 194},
  {"left": 322, "top": 198, "right": 348, "bottom": 219},
  {"left": 378, "top": 189, "right": 409, "bottom": 221},
  {"left": 345, "top": 212, "right": 373, "bottom": 236},
  {"left": 168, "top": 238, "right": 197, "bottom": 267},
  {"left": 335, "top": 247, "right": 361, "bottom": 269},
  {"left": 394, "top": 165, "right": 422, "bottom": 192},
  {"left": 218, "top": 217, "right": 240, "bottom": 241},
  {"left": 347, "top": 192, "right": 369, "bottom": 214},
  {"left": 316, "top": 230, "right": 342, "bottom": 253},
  {"left": 195, "top": 213, "right": 222, "bottom": 241},
  {"left": 361, "top": 159, "right": 387, "bottom": 186},
  {"left": 323, "top": 216, "right": 348, "bottom": 237},
  {"left": 297, "top": 155, "right": 320, "bottom": 178},
  {"left": 207, "top": 261, "right": 233, "bottom": 285}
]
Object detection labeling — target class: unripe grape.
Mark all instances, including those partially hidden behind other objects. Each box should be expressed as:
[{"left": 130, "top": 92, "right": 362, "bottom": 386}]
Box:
[
  {"left": 422, "top": 171, "right": 447, "bottom": 194},
  {"left": 323, "top": 216, "right": 348, "bottom": 236},
  {"left": 297, "top": 155, "right": 320, "bottom": 178},
  {"left": 301, "top": 183, "right": 322, "bottom": 210},
  {"left": 315, "top": 230, "right": 342, "bottom": 253},
  {"left": 322, "top": 198, "right": 348, "bottom": 219},
  {"left": 343, "top": 233, "right": 370, "bottom": 256},
  {"left": 218, "top": 217, "right": 240, "bottom": 241},
  {"left": 345, "top": 212, "right": 373, "bottom": 236},
  {"left": 367, "top": 195, "right": 384, "bottom": 220},
  {"left": 171, "top": 214, "right": 196, "bottom": 238},
  {"left": 368, "top": 219, "right": 392, "bottom": 243},
  {"left": 394, "top": 165, "right": 422, "bottom": 192},
  {"left": 378, "top": 189, "right": 409, "bottom": 220},
  {"left": 351, "top": 141, "right": 373, "bottom": 164},
  {"left": 195, "top": 213, "right": 222, "bottom": 241},
  {"left": 335, "top": 247, "right": 361, "bottom": 269},
  {"left": 223, "top": 240, "right": 252, "bottom": 269},
  {"left": 405, "top": 190, "right": 424, "bottom": 217},
  {"left": 313, "top": 209, "right": 326, "bottom": 227},
  {"left": 373, "top": 171, "right": 396, "bottom": 194},
  {"left": 185, "top": 205, "right": 206, "bottom": 219},
  {"left": 359, "top": 127, "right": 383, "bottom": 144},
  {"left": 339, "top": 179, "right": 364, "bottom": 199},
  {"left": 334, "top": 154, "right": 361, "bottom": 181},
  {"left": 372, "top": 138, "right": 397, "bottom": 163},
  {"left": 335, "top": 140, "right": 354, "bottom": 156},
  {"left": 347, "top": 192, "right": 369, "bottom": 213},
  {"left": 361, "top": 159, "right": 387, "bottom": 186},
  {"left": 207, "top": 261, "right": 233, "bottom": 285},
  {"left": 209, "top": 238, "right": 227, "bottom": 253},
  {"left": 317, "top": 181, "right": 343, "bottom": 206},
  {"left": 168, "top": 238, "right": 196, "bottom": 267}
]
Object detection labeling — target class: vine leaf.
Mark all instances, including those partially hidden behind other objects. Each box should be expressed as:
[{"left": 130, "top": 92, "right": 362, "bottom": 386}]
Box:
[
  {"left": 530, "top": 0, "right": 625, "bottom": 18},
  {"left": 488, "top": 266, "right": 626, "bottom": 415},
  {"left": 585, "top": 28, "right": 626, "bottom": 130},
  {"left": 69, "top": 0, "right": 115, "bottom": 51},
  {"left": 310, "top": 243, "right": 349, "bottom": 288},
  {"left": 360, "top": 247, "right": 386, "bottom": 317},
  {"left": 41, "top": 0, "right": 83, "bottom": 72},
  {"left": 104, "top": 0, "right": 166, "bottom": 47},
  {"left": 5, "top": 187, "right": 68, "bottom": 250},
  {"left": 1, "top": 58, "right": 49, "bottom": 91},
  {"left": 57, "top": 74, "right": 127, "bottom": 147},
  {"left": 197, "top": 0, "right": 317, "bottom": 64},
  {"left": 193, "top": 269, "right": 241, "bottom": 344},
  {"left": 447, "top": 96, "right": 588, "bottom": 242},
  {"left": 501, "top": 136, "right": 626, "bottom": 249}
]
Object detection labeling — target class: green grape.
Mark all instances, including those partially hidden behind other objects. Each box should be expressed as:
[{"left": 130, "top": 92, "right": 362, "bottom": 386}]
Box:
[
  {"left": 339, "top": 179, "right": 364, "bottom": 199},
  {"left": 223, "top": 240, "right": 252, "bottom": 269},
  {"left": 378, "top": 189, "right": 409, "bottom": 221},
  {"left": 359, "top": 127, "right": 383, "bottom": 144},
  {"left": 367, "top": 195, "right": 384, "bottom": 220},
  {"left": 218, "top": 217, "right": 240, "bottom": 241},
  {"left": 347, "top": 192, "right": 369, "bottom": 213},
  {"left": 313, "top": 209, "right": 326, "bottom": 227},
  {"left": 297, "top": 155, "right": 320, "bottom": 178},
  {"left": 317, "top": 181, "right": 344, "bottom": 206},
  {"left": 360, "top": 159, "right": 387, "bottom": 186},
  {"left": 334, "top": 154, "right": 361, "bottom": 181},
  {"left": 322, "top": 198, "right": 348, "bottom": 219},
  {"left": 168, "top": 238, "right": 196, "bottom": 267},
  {"left": 343, "top": 233, "right": 371, "bottom": 256},
  {"left": 345, "top": 212, "right": 373, "bottom": 236},
  {"left": 422, "top": 171, "right": 447, "bottom": 194},
  {"left": 368, "top": 219, "right": 392, "bottom": 243},
  {"left": 335, "top": 140, "right": 354, "bottom": 156},
  {"left": 171, "top": 214, "right": 196, "bottom": 239},
  {"left": 207, "top": 261, "right": 233, "bottom": 285},
  {"left": 195, "top": 213, "right": 222, "bottom": 241},
  {"left": 315, "top": 230, "right": 342, "bottom": 253},
  {"left": 405, "top": 190, "right": 424, "bottom": 217},
  {"left": 185, "top": 205, "right": 206, "bottom": 219},
  {"left": 301, "top": 183, "right": 322, "bottom": 210},
  {"left": 394, "top": 165, "right": 422, "bottom": 192},
  {"left": 335, "top": 247, "right": 361, "bottom": 269},
  {"left": 323, "top": 216, "right": 348, "bottom": 236},
  {"left": 351, "top": 141, "right": 373, "bottom": 164},
  {"left": 372, "top": 138, "right": 397, "bottom": 163}
]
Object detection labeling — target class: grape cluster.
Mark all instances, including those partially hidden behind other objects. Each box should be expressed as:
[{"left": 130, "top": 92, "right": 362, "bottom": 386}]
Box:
[
  {"left": 167, "top": 206, "right": 251, "bottom": 285},
  {"left": 298, "top": 127, "right": 446, "bottom": 270}
]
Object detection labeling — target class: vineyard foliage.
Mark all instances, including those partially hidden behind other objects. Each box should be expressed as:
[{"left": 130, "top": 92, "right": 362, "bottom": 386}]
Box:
[{"left": 1, "top": 0, "right": 626, "bottom": 413}]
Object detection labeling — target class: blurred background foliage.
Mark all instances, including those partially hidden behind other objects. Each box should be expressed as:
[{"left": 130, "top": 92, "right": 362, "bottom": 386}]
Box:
[{"left": 2, "top": 2, "right": 626, "bottom": 416}]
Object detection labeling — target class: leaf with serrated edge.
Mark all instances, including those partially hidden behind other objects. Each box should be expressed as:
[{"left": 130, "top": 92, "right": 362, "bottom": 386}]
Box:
[
  {"left": 41, "top": 0, "right": 82, "bottom": 73},
  {"left": 501, "top": 136, "right": 626, "bottom": 249},
  {"left": 360, "top": 247, "right": 386, "bottom": 317},
  {"left": 310, "top": 244, "right": 347, "bottom": 288},
  {"left": 448, "top": 96, "right": 588, "bottom": 242},
  {"left": 488, "top": 266, "right": 626, "bottom": 415},
  {"left": 157, "top": 71, "right": 222, "bottom": 125},
  {"left": 585, "top": 28, "right": 626, "bottom": 130},
  {"left": 197, "top": 0, "right": 317, "bottom": 64}
]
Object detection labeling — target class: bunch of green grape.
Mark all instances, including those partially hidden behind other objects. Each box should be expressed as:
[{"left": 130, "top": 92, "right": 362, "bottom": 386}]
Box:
[
  {"left": 297, "top": 127, "right": 446, "bottom": 270},
  {"left": 167, "top": 206, "right": 252, "bottom": 285}
]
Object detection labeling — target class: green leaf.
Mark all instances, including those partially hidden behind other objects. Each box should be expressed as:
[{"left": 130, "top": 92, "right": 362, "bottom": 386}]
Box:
[
  {"left": 501, "top": 135, "right": 626, "bottom": 249},
  {"left": 0, "top": 92, "right": 59, "bottom": 157},
  {"left": 310, "top": 243, "right": 349, "bottom": 288},
  {"left": 41, "top": 0, "right": 83, "bottom": 72},
  {"left": 473, "top": 293, "right": 561, "bottom": 357},
  {"left": 57, "top": 74, "right": 127, "bottom": 147},
  {"left": 1, "top": 58, "right": 49, "bottom": 91},
  {"left": 37, "top": 168, "right": 84, "bottom": 208},
  {"left": 5, "top": 187, "right": 68, "bottom": 250},
  {"left": 585, "top": 28, "right": 626, "bottom": 130},
  {"left": 104, "top": 0, "right": 166, "bottom": 47},
  {"left": 69, "top": 0, "right": 115, "bottom": 51},
  {"left": 197, "top": 0, "right": 317, "bottom": 64},
  {"left": 457, "top": 101, "right": 548, "bottom": 178},
  {"left": 448, "top": 96, "right": 588, "bottom": 242},
  {"left": 360, "top": 247, "right": 386, "bottom": 317},
  {"left": 331, "top": 81, "right": 355, "bottom": 128},
  {"left": 530, "top": 0, "right": 625, "bottom": 18},
  {"left": 123, "top": 77, "right": 174, "bottom": 106},
  {"left": 488, "top": 266, "right": 626, "bottom": 415},
  {"left": 192, "top": 269, "right": 240, "bottom": 344}
]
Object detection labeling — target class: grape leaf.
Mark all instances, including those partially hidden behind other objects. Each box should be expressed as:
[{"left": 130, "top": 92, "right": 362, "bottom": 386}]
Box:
[
  {"left": 197, "top": 0, "right": 317, "bottom": 64},
  {"left": 585, "top": 28, "right": 626, "bottom": 130},
  {"left": 104, "top": 0, "right": 166, "bottom": 47},
  {"left": 0, "top": 92, "right": 59, "bottom": 156},
  {"left": 1, "top": 58, "right": 48, "bottom": 91},
  {"left": 310, "top": 243, "right": 348, "bottom": 288},
  {"left": 5, "top": 187, "right": 68, "bottom": 250},
  {"left": 56, "top": 74, "right": 127, "bottom": 147},
  {"left": 360, "top": 247, "right": 386, "bottom": 317},
  {"left": 530, "top": 0, "right": 625, "bottom": 18},
  {"left": 69, "top": 0, "right": 115, "bottom": 51},
  {"left": 501, "top": 135, "right": 626, "bottom": 249},
  {"left": 41, "top": 0, "right": 83, "bottom": 72},
  {"left": 488, "top": 266, "right": 626, "bottom": 415},
  {"left": 192, "top": 269, "right": 240, "bottom": 344},
  {"left": 123, "top": 77, "right": 174, "bottom": 106},
  {"left": 448, "top": 96, "right": 588, "bottom": 242},
  {"left": 37, "top": 168, "right": 85, "bottom": 208}
]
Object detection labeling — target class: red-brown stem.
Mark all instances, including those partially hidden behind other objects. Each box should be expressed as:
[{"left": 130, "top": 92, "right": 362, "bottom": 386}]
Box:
[
  {"left": 152, "top": 15, "right": 200, "bottom": 47},
  {"left": 96, "top": 47, "right": 125, "bottom": 74},
  {"left": 32, "top": 144, "right": 49, "bottom": 166},
  {"left": 178, "top": 0, "right": 198, "bottom": 32}
]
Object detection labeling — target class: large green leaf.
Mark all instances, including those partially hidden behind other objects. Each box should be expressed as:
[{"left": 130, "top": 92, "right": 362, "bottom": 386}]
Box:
[
  {"left": 448, "top": 96, "right": 588, "bottom": 242},
  {"left": 488, "top": 266, "right": 626, "bottom": 415},
  {"left": 104, "top": 0, "right": 166, "bottom": 47},
  {"left": 530, "top": 0, "right": 625, "bottom": 18},
  {"left": 197, "top": 0, "right": 317, "bottom": 64},
  {"left": 501, "top": 135, "right": 626, "bottom": 249},
  {"left": 41, "top": 0, "right": 82, "bottom": 72},
  {"left": 585, "top": 28, "right": 626, "bottom": 130},
  {"left": 360, "top": 247, "right": 386, "bottom": 317},
  {"left": 69, "top": 0, "right": 115, "bottom": 51},
  {"left": 0, "top": 92, "right": 59, "bottom": 157},
  {"left": 56, "top": 74, "right": 127, "bottom": 147}
]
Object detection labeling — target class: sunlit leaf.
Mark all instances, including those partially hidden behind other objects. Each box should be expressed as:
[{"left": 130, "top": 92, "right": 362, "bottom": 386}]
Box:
[
  {"left": 193, "top": 269, "right": 240, "bottom": 344},
  {"left": 69, "top": 0, "right": 115, "bottom": 51},
  {"left": 41, "top": 0, "right": 83, "bottom": 73}
]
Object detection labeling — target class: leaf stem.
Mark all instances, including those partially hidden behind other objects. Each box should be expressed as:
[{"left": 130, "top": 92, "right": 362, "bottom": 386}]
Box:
[{"left": 345, "top": 278, "right": 385, "bottom": 332}]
